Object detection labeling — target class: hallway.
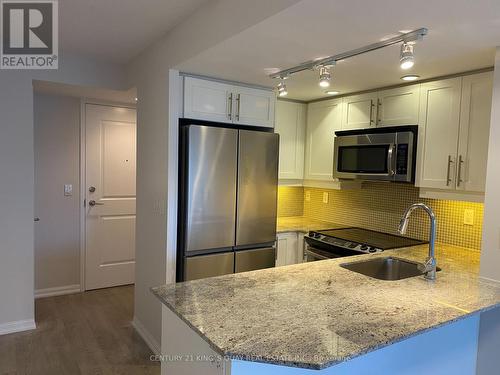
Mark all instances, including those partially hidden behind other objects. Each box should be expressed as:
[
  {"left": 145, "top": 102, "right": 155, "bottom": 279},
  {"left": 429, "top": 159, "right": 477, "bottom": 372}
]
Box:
[{"left": 0, "top": 286, "right": 159, "bottom": 375}]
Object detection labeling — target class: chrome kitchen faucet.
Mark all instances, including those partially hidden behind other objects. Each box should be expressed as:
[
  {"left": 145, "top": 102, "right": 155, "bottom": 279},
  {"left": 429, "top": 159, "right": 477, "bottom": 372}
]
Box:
[{"left": 398, "top": 203, "right": 437, "bottom": 281}]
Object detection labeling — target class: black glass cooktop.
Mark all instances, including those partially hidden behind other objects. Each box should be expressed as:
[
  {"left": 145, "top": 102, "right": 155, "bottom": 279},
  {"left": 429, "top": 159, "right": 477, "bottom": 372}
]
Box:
[{"left": 317, "top": 227, "right": 426, "bottom": 250}]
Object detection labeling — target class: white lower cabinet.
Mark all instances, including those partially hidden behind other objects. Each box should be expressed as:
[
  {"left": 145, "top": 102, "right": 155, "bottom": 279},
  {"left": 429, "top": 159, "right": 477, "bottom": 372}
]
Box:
[{"left": 276, "top": 232, "right": 304, "bottom": 267}]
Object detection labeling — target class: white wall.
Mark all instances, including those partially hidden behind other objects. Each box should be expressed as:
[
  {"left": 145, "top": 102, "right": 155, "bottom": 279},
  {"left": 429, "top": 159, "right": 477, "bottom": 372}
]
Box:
[
  {"left": 480, "top": 47, "right": 500, "bottom": 281},
  {"left": 127, "top": 0, "right": 302, "bottom": 348},
  {"left": 0, "top": 52, "right": 127, "bottom": 332},
  {"left": 477, "top": 47, "right": 500, "bottom": 374},
  {"left": 34, "top": 93, "right": 81, "bottom": 293}
]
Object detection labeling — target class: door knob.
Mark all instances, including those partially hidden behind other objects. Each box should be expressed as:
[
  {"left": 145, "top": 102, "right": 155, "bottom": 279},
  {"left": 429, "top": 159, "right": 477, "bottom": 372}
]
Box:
[
  {"left": 88, "top": 186, "right": 96, "bottom": 193},
  {"left": 88, "top": 200, "right": 104, "bottom": 207}
]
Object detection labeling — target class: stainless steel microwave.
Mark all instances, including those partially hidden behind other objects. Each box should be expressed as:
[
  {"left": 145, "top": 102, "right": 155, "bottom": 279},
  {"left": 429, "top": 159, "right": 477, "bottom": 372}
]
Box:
[{"left": 333, "top": 126, "right": 418, "bottom": 183}]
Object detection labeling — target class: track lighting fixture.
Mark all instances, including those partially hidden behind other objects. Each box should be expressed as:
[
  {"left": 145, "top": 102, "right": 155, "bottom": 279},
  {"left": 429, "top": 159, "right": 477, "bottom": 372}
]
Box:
[
  {"left": 277, "top": 80, "right": 288, "bottom": 97},
  {"left": 400, "top": 42, "right": 415, "bottom": 70},
  {"left": 318, "top": 66, "right": 331, "bottom": 88},
  {"left": 269, "top": 28, "right": 427, "bottom": 97}
]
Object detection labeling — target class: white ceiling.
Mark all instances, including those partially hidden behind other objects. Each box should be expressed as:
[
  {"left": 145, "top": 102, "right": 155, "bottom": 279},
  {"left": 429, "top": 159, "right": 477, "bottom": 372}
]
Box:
[
  {"left": 178, "top": 0, "right": 500, "bottom": 101},
  {"left": 59, "top": 0, "right": 210, "bottom": 63}
]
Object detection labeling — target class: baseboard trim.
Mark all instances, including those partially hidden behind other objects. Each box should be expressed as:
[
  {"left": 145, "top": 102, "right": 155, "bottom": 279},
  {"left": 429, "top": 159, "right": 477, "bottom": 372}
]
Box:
[
  {"left": 35, "top": 284, "right": 81, "bottom": 299},
  {"left": 0, "top": 319, "right": 36, "bottom": 335},
  {"left": 132, "top": 317, "right": 161, "bottom": 355}
]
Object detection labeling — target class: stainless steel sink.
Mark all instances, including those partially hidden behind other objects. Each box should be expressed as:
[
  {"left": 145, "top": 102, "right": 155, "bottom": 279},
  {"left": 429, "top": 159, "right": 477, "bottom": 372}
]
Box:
[{"left": 340, "top": 256, "right": 441, "bottom": 281}]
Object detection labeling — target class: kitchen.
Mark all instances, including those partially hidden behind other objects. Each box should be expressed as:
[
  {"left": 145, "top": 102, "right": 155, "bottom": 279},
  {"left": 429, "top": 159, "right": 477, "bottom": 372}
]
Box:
[
  {"left": 1, "top": 1, "right": 500, "bottom": 374},
  {"left": 150, "top": 5, "right": 500, "bottom": 373}
]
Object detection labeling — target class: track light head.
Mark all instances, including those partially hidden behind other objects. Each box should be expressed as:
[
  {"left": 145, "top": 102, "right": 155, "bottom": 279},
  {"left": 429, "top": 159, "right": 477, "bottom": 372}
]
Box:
[
  {"left": 277, "top": 80, "right": 288, "bottom": 97},
  {"left": 318, "top": 66, "right": 331, "bottom": 88},
  {"left": 400, "top": 42, "right": 415, "bottom": 70}
]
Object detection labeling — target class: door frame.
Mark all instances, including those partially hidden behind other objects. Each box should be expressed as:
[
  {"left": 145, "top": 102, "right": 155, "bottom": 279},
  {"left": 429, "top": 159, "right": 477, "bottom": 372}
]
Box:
[{"left": 79, "top": 98, "right": 137, "bottom": 291}]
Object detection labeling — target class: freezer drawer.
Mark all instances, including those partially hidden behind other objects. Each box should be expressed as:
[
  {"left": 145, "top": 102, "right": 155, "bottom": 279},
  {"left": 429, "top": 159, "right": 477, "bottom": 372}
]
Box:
[
  {"left": 184, "top": 252, "right": 234, "bottom": 281},
  {"left": 184, "top": 125, "right": 238, "bottom": 253},
  {"left": 235, "top": 247, "right": 276, "bottom": 273},
  {"left": 236, "top": 130, "right": 279, "bottom": 247}
]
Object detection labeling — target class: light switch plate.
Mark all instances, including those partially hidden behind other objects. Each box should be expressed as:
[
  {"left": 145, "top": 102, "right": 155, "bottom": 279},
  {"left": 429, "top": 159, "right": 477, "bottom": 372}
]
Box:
[
  {"left": 322, "top": 192, "right": 329, "bottom": 204},
  {"left": 305, "top": 191, "right": 311, "bottom": 202},
  {"left": 464, "top": 209, "right": 474, "bottom": 226},
  {"left": 64, "top": 184, "right": 73, "bottom": 196}
]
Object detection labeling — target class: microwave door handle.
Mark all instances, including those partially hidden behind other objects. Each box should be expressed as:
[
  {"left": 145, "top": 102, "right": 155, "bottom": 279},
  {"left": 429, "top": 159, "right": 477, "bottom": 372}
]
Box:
[{"left": 388, "top": 144, "right": 396, "bottom": 176}]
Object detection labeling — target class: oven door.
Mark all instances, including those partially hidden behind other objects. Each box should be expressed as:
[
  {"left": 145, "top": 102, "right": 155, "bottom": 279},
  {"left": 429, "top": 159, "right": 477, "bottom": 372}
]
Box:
[
  {"left": 333, "top": 132, "right": 397, "bottom": 181},
  {"left": 304, "top": 246, "right": 344, "bottom": 262}
]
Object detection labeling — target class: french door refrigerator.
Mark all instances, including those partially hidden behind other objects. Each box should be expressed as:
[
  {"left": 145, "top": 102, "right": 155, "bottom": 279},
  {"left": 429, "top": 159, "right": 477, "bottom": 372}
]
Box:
[{"left": 177, "top": 122, "right": 279, "bottom": 281}]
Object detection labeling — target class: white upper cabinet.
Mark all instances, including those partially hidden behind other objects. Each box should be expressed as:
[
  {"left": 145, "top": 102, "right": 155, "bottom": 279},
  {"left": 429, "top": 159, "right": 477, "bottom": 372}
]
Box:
[
  {"left": 456, "top": 72, "right": 493, "bottom": 192},
  {"left": 417, "top": 77, "right": 463, "bottom": 189},
  {"left": 376, "top": 85, "right": 420, "bottom": 127},
  {"left": 183, "top": 76, "right": 276, "bottom": 128},
  {"left": 233, "top": 86, "right": 276, "bottom": 128},
  {"left": 184, "top": 77, "right": 233, "bottom": 123},
  {"left": 341, "top": 92, "right": 377, "bottom": 130},
  {"left": 417, "top": 73, "right": 493, "bottom": 197},
  {"left": 341, "top": 87, "right": 420, "bottom": 130},
  {"left": 304, "top": 98, "right": 342, "bottom": 180},
  {"left": 275, "top": 100, "right": 306, "bottom": 180}
]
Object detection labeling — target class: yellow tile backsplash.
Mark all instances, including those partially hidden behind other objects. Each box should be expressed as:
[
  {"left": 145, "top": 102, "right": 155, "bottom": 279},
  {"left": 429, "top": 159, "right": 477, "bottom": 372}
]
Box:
[
  {"left": 278, "top": 182, "right": 483, "bottom": 250},
  {"left": 277, "top": 186, "right": 304, "bottom": 217}
]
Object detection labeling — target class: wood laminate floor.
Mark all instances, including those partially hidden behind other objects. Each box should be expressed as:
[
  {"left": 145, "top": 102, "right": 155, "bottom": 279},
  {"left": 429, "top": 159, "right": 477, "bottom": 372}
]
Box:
[{"left": 0, "top": 286, "right": 160, "bottom": 375}]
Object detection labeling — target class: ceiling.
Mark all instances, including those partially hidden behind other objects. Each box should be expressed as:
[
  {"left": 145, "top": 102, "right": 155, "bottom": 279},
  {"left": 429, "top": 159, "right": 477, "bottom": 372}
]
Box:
[
  {"left": 177, "top": 0, "right": 500, "bottom": 101},
  {"left": 59, "top": 0, "right": 210, "bottom": 63}
]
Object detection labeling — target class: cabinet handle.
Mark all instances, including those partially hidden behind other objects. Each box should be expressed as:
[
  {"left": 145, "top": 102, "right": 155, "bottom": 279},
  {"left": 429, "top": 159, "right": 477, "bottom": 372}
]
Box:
[
  {"left": 369, "top": 100, "right": 375, "bottom": 126},
  {"left": 227, "top": 93, "right": 233, "bottom": 120},
  {"left": 457, "top": 155, "right": 464, "bottom": 187},
  {"left": 377, "top": 98, "right": 382, "bottom": 124},
  {"left": 235, "top": 94, "right": 241, "bottom": 121},
  {"left": 446, "top": 155, "right": 454, "bottom": 186}
]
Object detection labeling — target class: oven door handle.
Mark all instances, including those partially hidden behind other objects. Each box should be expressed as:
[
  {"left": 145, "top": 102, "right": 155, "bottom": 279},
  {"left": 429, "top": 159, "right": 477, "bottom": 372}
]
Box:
[{"left": 305, "top": 248, "right": 331, "bottom": 261}]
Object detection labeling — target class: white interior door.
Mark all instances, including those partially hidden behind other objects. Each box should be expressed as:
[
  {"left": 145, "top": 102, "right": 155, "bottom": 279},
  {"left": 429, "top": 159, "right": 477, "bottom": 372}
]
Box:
[{"left": 85, "top": 104, "right": 137, "bottom": 290}]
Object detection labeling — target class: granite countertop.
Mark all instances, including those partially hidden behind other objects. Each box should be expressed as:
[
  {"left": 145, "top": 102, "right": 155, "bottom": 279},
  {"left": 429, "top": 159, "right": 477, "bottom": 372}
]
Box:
[
  {"left": 152, "top": 244, "right": 500, "bottom": 370},
  {"left": 277, "top": 216, "right": 344, "bottom": 233}
]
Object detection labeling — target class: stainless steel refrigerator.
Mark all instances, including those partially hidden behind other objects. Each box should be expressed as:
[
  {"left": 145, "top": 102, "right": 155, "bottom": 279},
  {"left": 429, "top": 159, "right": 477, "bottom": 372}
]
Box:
[{"left": 177, "top": 122, "right": 279, "bottom": 281}]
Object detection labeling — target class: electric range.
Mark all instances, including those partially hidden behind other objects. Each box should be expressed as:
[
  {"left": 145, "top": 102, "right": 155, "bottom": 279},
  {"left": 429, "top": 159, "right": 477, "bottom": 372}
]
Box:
[{"left": 304, "top": 227, "right": 426, "bottom": 261}]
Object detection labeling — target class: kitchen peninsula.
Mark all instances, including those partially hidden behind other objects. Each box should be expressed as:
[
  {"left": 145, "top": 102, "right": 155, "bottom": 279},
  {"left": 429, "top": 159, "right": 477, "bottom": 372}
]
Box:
[{"left": 152, "top": 244, "right": 500, "bottom": 374}]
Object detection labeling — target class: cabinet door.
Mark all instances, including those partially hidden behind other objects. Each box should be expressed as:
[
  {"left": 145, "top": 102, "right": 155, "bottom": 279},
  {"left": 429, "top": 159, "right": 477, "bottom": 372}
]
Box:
[
  {"left": 233, "top": 86, "right": 276, "bottom": 128},
  {"left": 377, "top": 85, "right": 420, "bottom": 127},
  {"left": 418, "top": 78, "right": 462, "bottom": 189},
  {"left": 276, "top": 232, "right": 298, "bottom": 267},
  {"left": 184, "top": 77, "right": 232, "bottom": 123},
  {"left": 297, "top": 232, "right": 305, "bottom": 263},
  {"left": 304, "top": 98, "right": 343, "bottom": 181},
  {"left": 275, "top": 101, "right": 306, "bottom": 180},
  {"left": 341, "top": 92, "right": 378, "bottom": 130},
  {"left": 456, "top": 72, "right": 493, "bottom": 192}
]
